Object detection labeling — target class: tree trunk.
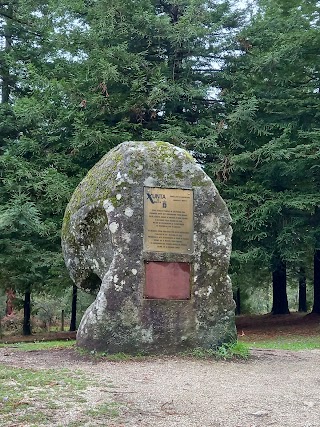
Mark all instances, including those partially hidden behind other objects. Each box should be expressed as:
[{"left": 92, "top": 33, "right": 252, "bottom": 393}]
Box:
[
  {"left": 234, "top": 287, "right": 241, "bottom": 315},
  {"left": 272, "top": 258, "right": 290, "bottom": 314},
  {"left": 312, "top": 249, "right": 320, "bottom": 313},
  {"left": 5, "top": 288, "right": 15, "bottom": 315},
  {"left": 23, "top": 288, "right": 32, "bottom": 335},
  {"left": 69, "top": 284, "right": 77, "bottom": 331},
  {"left": 298, "top": 266, "right": 307, "bottom": 312},
  {"left": 1, "top": 5, "right": 13, "bottom": 104},
  {"left": 61, "top": 309, "right": 65, "bottom": 332}
]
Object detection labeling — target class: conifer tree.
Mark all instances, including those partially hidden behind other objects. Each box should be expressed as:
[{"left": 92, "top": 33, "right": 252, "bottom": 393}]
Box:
[
  {"left": 53, "top": 0, "right": 240, "bottom": 161},
  {"left": 0, "top": 0, "right": 242, "bottom": 332},
  {"left": 215, "top": 0, "right": 320, "bottom": 313},
  {"left": 0, "top": 1, "right": 78, "bottom": 333}
]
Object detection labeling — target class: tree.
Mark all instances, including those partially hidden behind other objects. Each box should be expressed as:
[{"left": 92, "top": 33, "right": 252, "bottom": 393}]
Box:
[
  {"left": 0, "top": 1, "right": 81, "bottom": 333},
  {"left": 0, "top": 0, "right": 242, "bottom": 331},
  {"left": 69, "top": 284, "right": 77, "bottom": 332},
  {"left": 48, "top": 0, "right": 241, "bottom": 162},
  {"left": 313, "top": 248, "right": 320, "bottom": 313},
  {"left": 298, "top": 266, "right": 307, "bottom": 312},
  {"left": 214, "top": 0, "right": 320, "bottom": 313}
]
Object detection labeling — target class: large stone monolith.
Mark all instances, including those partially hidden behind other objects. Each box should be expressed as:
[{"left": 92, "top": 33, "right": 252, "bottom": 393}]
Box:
[{"left": 62, "top": 141, "right": 236, "bottom": 353}]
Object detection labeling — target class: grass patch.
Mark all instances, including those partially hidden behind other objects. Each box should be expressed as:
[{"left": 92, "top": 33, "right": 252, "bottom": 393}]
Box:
[
  {"left": 215, "top": 341, "right": 250, "bottom": 359},
  {"left": 86, "top": 402, "right": 119, "bottom": 417},
  {"left": 0, "top": 364, "right": 119, "bottom": 426},
  {"left": 0, "top": 340, "right": 75, "bottom": 351},
  {"left": 242, "top": 335, "right": 320, "bottom": 351},
  {"left": 185, "top": 341, "right": 250, "bottom": 360},
  {"left": 0, "top": 365, "right": 86, "bottom": 424}
]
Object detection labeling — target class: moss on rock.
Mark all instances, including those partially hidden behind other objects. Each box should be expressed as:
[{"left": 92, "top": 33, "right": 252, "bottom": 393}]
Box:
[{"left": 61, "top": 141, "right": 236, "bottom": 353}]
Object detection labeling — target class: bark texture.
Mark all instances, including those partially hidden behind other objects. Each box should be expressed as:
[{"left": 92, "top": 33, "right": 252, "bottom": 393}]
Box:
[{"left": 272, "top": 258, "right": 290, "bottom": 315}]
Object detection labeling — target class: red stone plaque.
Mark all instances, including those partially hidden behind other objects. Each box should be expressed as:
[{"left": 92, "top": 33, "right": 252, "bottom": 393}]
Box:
[{"left": 144, "top": 261, "right": 191, "bottom": 300}]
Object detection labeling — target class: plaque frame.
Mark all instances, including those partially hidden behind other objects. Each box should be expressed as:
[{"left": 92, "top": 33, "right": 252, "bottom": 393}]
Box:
[{"left": 143, "top": 187, "right": 194, "bottom": 254}]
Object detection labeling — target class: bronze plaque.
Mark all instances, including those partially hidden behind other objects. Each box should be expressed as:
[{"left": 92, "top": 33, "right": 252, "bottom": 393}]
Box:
[
  {"left": 144, "top": 187, "right": 194, "bottom": 253},
  {"left": 144, "top": 261, "right": 191, "bottom": 300}
]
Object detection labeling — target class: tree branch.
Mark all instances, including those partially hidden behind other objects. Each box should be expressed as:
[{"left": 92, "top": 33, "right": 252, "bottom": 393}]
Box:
[{"left": 0, "top": 10, "right": 43, "bottom": 37}]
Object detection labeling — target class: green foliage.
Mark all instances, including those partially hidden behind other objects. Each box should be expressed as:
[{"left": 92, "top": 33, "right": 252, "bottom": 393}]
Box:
[
  {"left": 32, "top": 288, "right": 95, "bottom": 330},
  {"left": 213, "top": 0, "right": 320, "bottom": 299},
  {"left": 58, "top": 0, "right": 241, "bottom": 156},
  {"left": 0, "top": 1, "right": 87, "bottom": 309},
  {"left": 5, "top": 0, "right": 319, "bottom": 318},
  {"left": 0, "top": 1, "right": 243, "bottom": 322},
  {"left": 0, "top": 288, "right": 94, "bottom": 336},
  {"left": 236, "top": 280, "right": 313, "bottom": 314},
  {"left": 185, "top": 342, "right": 250, "bottom": 360},
  {"left": 215, "top": 341, "right": 250, "bottom": 360},
  {"left": 85, "top": 402, "right": 119, "bottom": 418}
]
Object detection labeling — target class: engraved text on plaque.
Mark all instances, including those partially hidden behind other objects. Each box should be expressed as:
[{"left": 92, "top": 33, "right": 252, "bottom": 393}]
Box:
[{"left": 144, "top": 187, "right": 194, "bottom": 253}]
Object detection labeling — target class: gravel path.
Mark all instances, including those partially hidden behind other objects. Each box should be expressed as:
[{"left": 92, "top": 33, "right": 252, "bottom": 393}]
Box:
[{"left": 1, "top": 347, "right": 320, "bottom": 426}]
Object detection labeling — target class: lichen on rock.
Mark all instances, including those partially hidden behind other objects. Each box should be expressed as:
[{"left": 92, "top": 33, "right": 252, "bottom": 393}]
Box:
[{"left": 61, "top": 141, "right": 236, "bottom": 353}]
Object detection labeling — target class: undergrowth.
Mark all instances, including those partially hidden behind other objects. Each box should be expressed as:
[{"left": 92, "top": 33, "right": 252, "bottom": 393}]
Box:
[
  {"left": 186, "top": 341, "right": 250, "bottom": 360},
  {"left": 74, "top": 342, "right": 250, "bottom": 361}
]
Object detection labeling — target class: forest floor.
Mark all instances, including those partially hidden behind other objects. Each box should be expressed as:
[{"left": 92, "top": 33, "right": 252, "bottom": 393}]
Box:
[
  {"left": 236, "top": 311, "right": 320, "bottom": 340},
  {"left": 1, "top": 311, "right": 319, "bottom": 343},
  {"left": 0, "top": 313, "right": 320, "bottom": 426}
]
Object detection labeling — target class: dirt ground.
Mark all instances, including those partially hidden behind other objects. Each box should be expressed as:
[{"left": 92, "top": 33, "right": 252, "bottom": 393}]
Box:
[
  {"left": 0, "top": 346, "right": 320, "bottom": 427},
  {"left": 236, "top": 312, "right": 320, "bottom": 341},
  {"left": 1, "top": 313, "right": 320, "bottom": 427}
]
